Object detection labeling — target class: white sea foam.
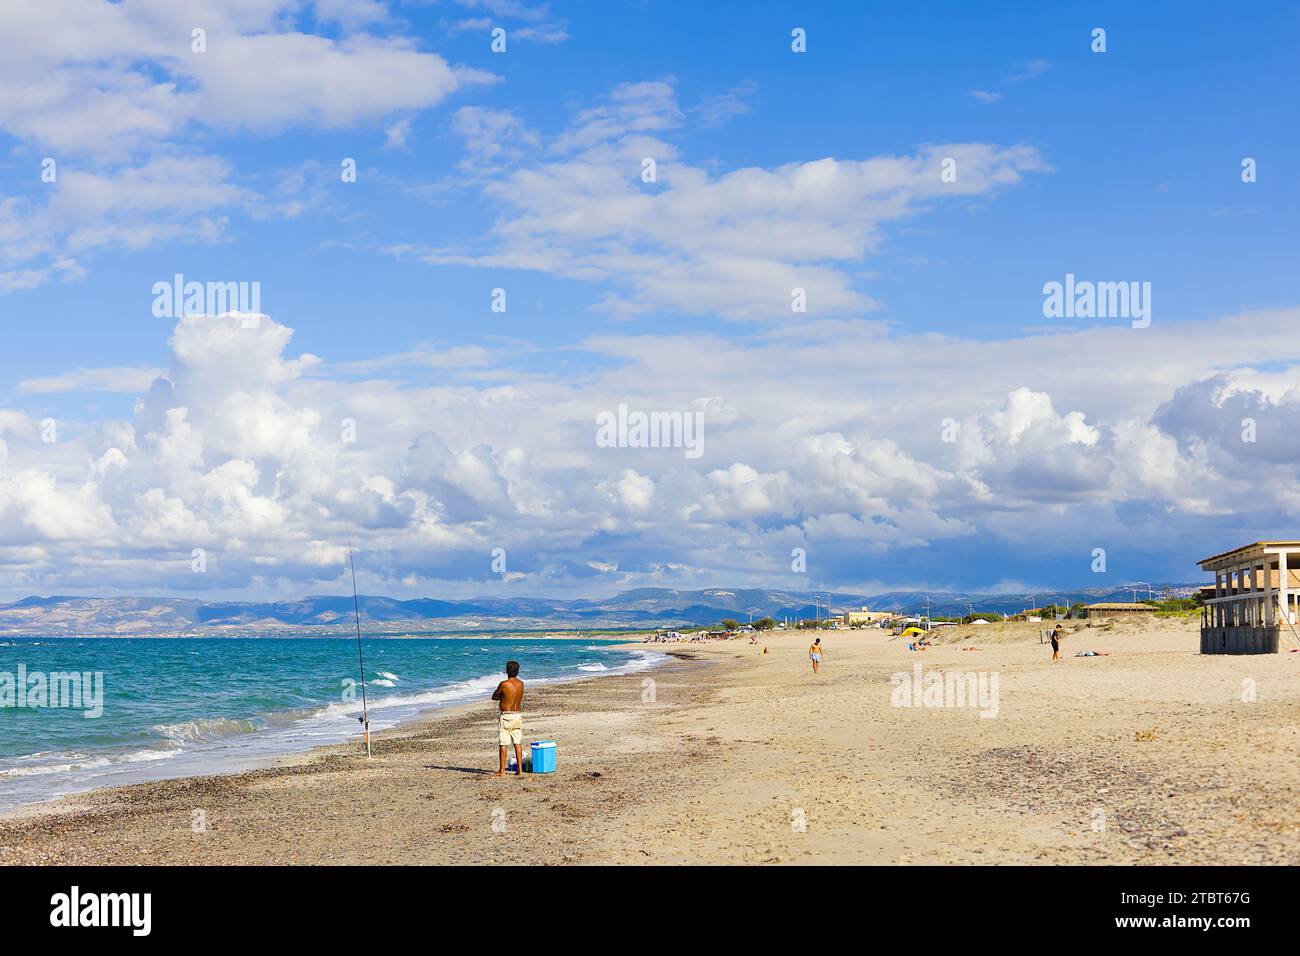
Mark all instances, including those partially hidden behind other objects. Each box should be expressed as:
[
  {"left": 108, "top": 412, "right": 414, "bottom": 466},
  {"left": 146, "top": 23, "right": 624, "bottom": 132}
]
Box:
[
  {"left": 0, "top": 756, "right": 112, "bottom": 777},
  {"left": 152, "top": 716, "right": 267, "bottom": 743},
  {"left": 611, "top": 650, "right": 666, "bottom": 674},
  {"left": 121, "top": 747, "right": 184, "bottom": 763},
  {"left": 314, "top": 673, "right": 504, "bottom": 720}
]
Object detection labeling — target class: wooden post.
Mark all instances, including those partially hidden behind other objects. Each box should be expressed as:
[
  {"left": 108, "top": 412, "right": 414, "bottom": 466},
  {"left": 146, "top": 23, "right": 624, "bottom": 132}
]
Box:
[
  {"left": 1265, "top": 556, "right": 1275, "bottom": 627},
  {"left": 1213, "top": 572, "right": 1219, "bottom": 628},
  {"left": 1215, "top": 570, "right": 1223, "bottom": 628},
  {"left": 1281, "top": 549, "right": 1291, "bottom": 626},
  {"left": 1260, "top": 561, "right": 1267, "bottom": 626}
]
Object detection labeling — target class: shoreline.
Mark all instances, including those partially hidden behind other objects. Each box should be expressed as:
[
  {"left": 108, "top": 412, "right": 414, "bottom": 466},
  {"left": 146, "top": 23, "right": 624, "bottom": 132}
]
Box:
[
  {"left": 0, "top": 650, "right": 660, "bottom": 825},
  {"left": 2, "top": 620, "right": 1297, "bottom": 865},
  {"left": 0, "top": 641, "right": 669, "bottom": 819},
  {"left": 0, "top": 646, "right": 711, "bottom": 864}
]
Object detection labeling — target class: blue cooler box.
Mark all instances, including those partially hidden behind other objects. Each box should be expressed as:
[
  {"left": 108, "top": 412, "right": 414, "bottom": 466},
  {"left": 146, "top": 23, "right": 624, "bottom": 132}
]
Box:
[{"left": 530, "top": 740, "right": 557, "bottom": 774}]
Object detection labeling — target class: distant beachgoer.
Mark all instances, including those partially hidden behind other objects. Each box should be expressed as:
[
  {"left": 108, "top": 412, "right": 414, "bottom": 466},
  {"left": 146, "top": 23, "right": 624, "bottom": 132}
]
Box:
[
  {"left": 1075, "top": 650, "right": 1110, "bottom": 657},
  {"left": 808, "top": 638, "right": 823, "bottom": 673},
  {"left": 1050, "top": 624, "right": 1063, "bottom": 662},
  {"left": 491, "top": 660, "right": 525, "bottom": 777}
]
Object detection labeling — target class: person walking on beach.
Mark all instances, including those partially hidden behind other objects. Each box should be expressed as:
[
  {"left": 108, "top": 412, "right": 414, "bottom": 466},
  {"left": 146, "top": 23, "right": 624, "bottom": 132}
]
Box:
[
  {"left": 808, "top": 637, "right": 823, "bottom": 673},
  {"left": 491, "top": 660, "right": 525, "bottom": 776},
  {"left": 1050, "top": 624, "right": 1063, "bottom": 662}
]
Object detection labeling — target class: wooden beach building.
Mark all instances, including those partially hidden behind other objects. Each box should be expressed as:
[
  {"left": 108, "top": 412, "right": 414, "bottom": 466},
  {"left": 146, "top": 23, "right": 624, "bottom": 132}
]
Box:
[
  {"left": 1197, "top": 541, "right": 1300, "bottom": 654},
  {"left": 1084, "top": 602, "right": 1157, "bottom": 623}
]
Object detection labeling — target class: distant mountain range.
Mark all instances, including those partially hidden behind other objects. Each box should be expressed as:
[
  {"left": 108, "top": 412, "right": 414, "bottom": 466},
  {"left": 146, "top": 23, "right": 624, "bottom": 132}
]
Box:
[{"left": 0, "top": 584, "right": 1204, "bottom": 636}]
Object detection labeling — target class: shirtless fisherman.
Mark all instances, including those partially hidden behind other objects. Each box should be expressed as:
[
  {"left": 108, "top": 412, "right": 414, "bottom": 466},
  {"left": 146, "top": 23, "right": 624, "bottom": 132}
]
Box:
[{"left": 491, "top": 660, "right": 525, "bottom": 776}]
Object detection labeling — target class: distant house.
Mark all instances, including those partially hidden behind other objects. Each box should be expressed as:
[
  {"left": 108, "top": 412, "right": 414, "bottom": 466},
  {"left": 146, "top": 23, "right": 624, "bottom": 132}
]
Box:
[
  {"left": 1198, "top": 540, "right": 1300, "bottom": 654},
  {"left": 1084, "top": 602, "right": 1157, "bottom": 623},
  {"left": 842, "top": 608, "right": 891, "bottom": 627}
]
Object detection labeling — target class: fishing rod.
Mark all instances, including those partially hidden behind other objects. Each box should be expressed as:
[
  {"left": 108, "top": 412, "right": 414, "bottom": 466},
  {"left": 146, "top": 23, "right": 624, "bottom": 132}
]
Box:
[{"left": 345, "top": 524, "right": 371, "bottom": 758}]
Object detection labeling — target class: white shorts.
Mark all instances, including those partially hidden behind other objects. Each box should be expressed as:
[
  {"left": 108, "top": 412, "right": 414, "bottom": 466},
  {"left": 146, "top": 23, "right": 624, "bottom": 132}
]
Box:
[{"left": 498, "top": 712, "right": 523, "bottom": 747}]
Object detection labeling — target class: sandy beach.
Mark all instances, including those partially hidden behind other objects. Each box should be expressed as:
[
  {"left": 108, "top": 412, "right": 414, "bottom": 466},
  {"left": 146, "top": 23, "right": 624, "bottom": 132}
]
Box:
[{"left": 1, "top": 617, "right": 1297, "bottom": 865}]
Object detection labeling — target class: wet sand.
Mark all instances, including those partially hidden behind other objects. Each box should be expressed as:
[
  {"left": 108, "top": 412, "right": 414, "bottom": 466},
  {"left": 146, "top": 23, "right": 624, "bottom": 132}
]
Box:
[{"left": 1, "top": 619, "right": 1297, "bottom": 865}]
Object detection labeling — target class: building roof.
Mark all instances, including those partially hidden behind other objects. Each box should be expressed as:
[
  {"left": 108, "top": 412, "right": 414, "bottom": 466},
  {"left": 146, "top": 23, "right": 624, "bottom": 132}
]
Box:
[
  {"left": 1086, "top": 602, "right": 1157, "bottom": 611},
  {"left": 1199, "top": 541, "right": 1300, "bottom": 571}
]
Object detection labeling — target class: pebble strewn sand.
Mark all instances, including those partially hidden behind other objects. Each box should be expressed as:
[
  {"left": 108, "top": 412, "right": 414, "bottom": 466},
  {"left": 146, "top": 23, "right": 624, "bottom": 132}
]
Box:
[{"left": 1, "top": 619, "right": 1297, "bottom": 865}]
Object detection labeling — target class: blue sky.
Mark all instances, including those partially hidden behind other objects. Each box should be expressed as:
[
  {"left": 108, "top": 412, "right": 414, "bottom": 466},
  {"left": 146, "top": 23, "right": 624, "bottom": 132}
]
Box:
[{"left": 1, "top": 1, "right": 1299, "bottom": 600}]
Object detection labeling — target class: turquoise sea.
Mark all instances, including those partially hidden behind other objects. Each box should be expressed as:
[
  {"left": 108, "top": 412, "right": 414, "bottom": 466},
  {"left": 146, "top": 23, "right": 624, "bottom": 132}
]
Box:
[{"left": 0, "top": 636, "right": 663, "bottom": 813}]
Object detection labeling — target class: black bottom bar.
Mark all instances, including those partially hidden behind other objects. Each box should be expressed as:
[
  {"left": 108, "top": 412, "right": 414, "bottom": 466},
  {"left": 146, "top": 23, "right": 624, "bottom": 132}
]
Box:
[{"left": 0, "top": 865, "right": 1284, "bottom": 941}]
